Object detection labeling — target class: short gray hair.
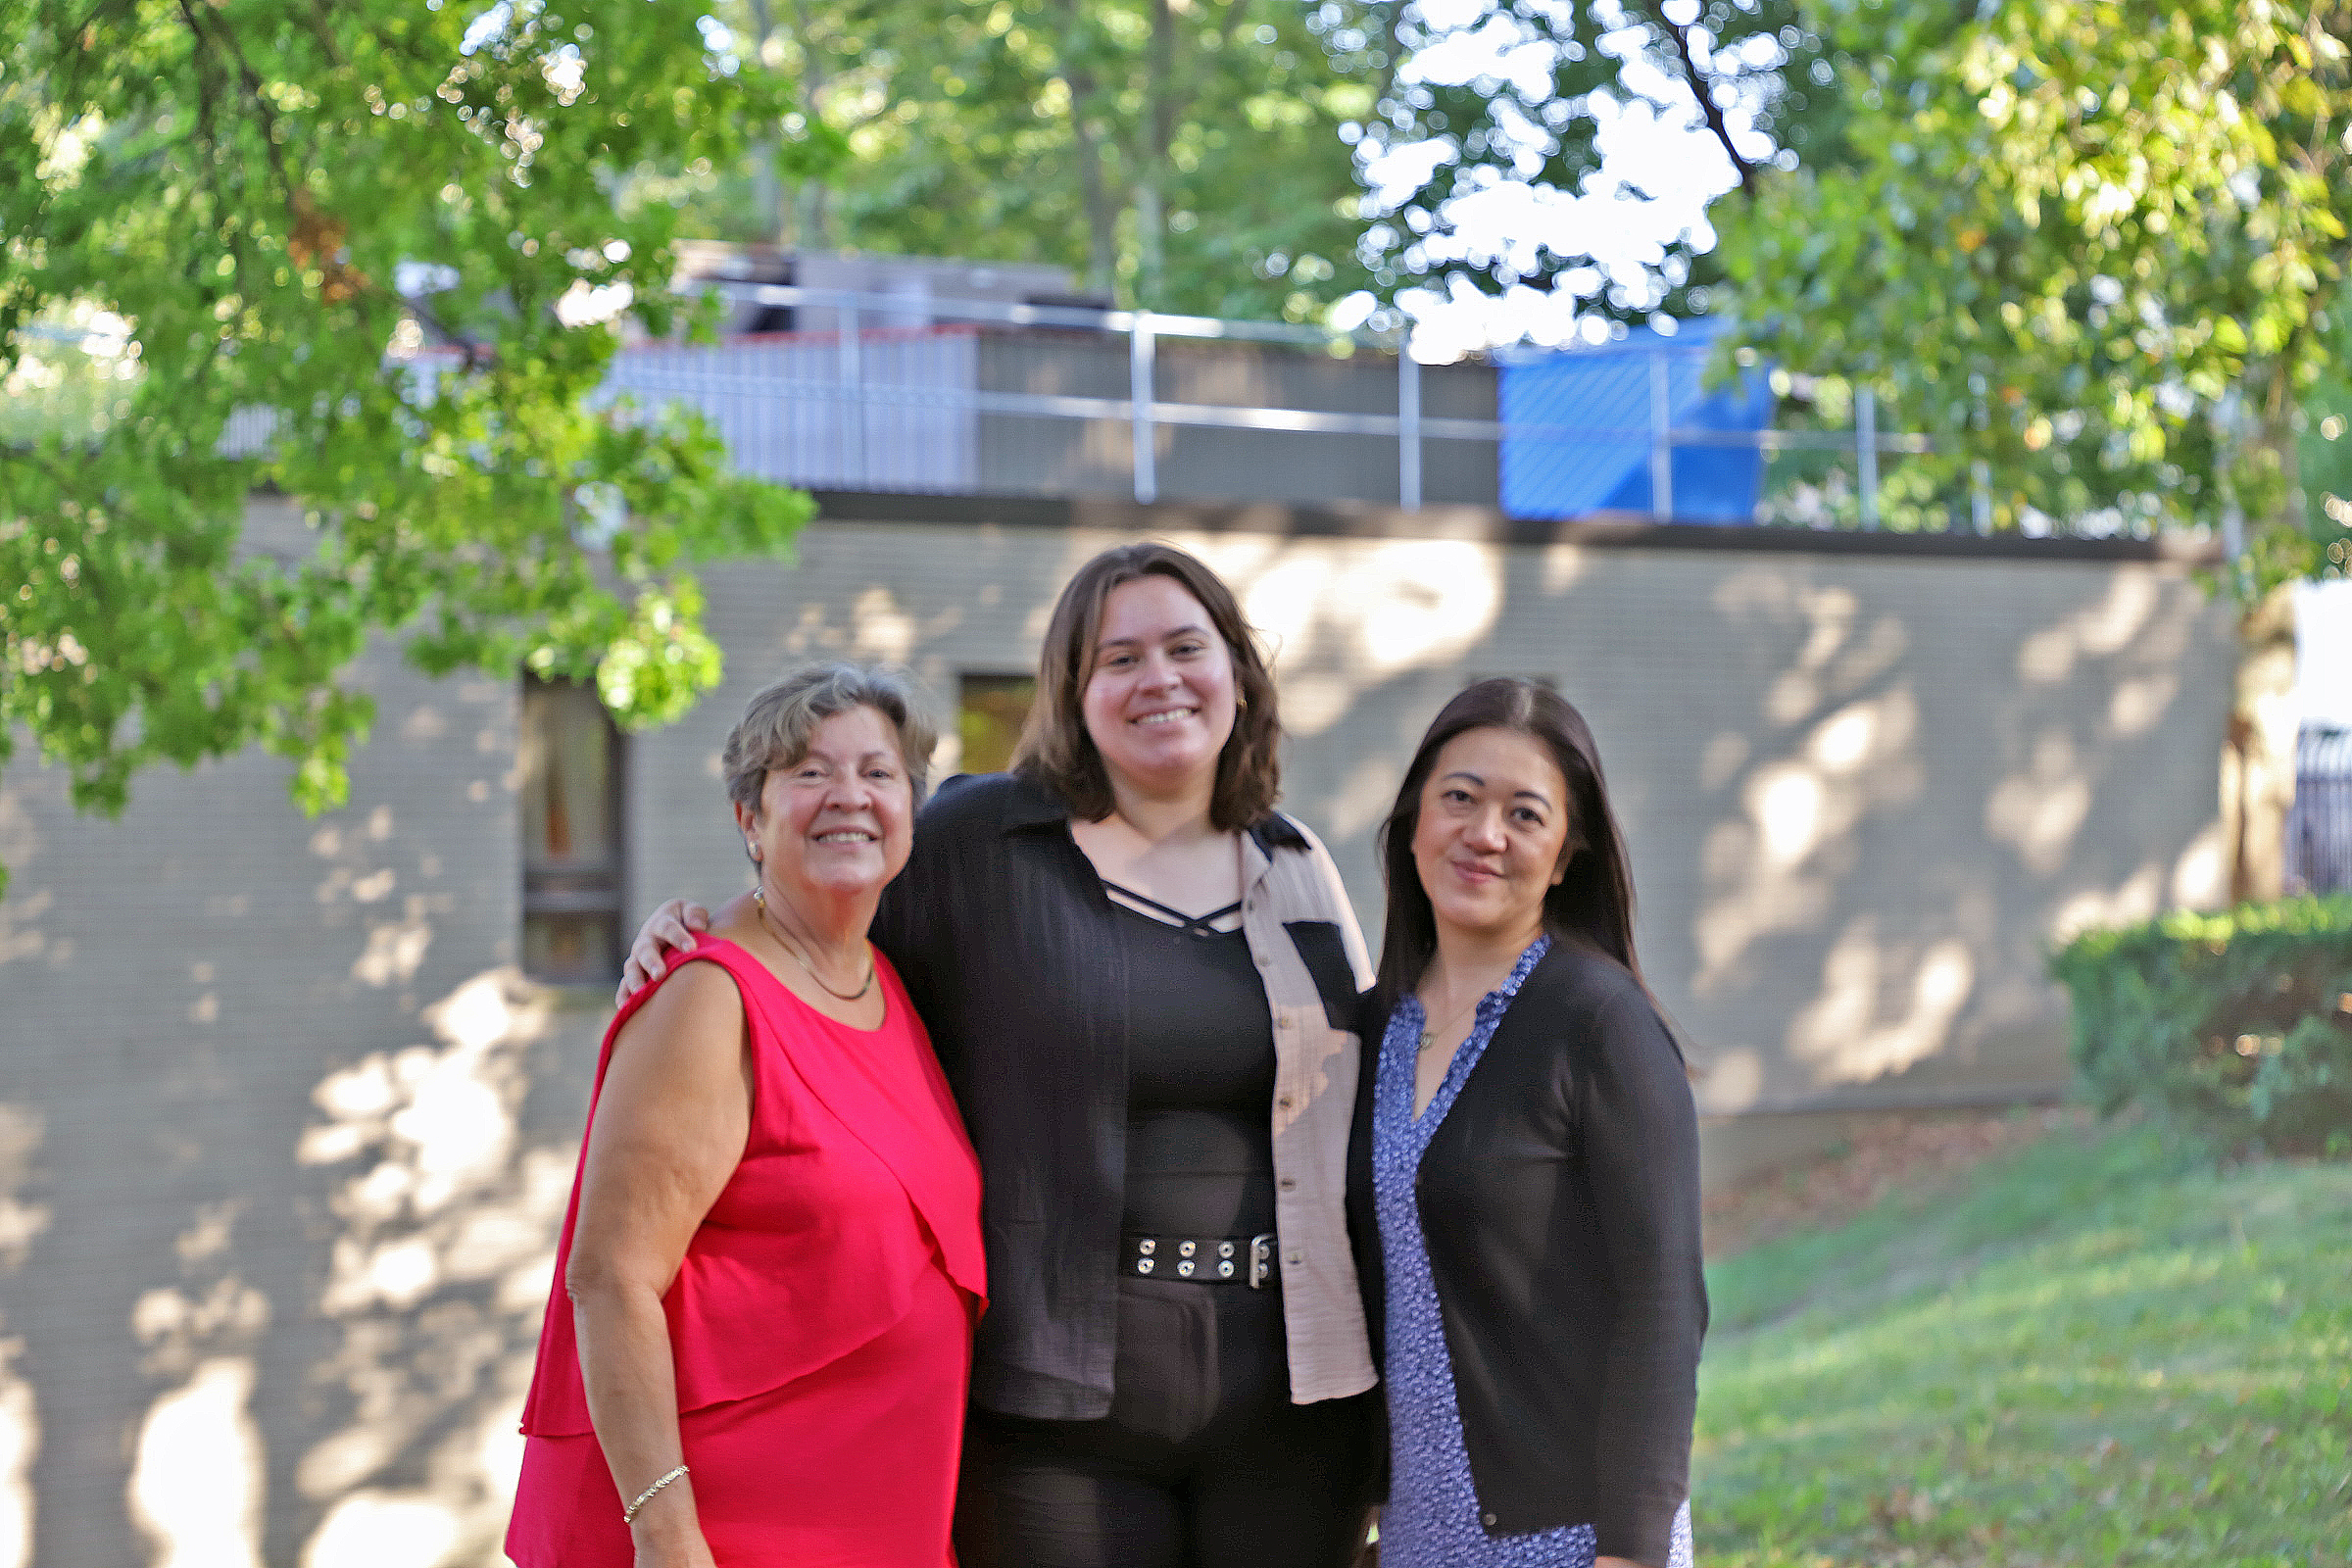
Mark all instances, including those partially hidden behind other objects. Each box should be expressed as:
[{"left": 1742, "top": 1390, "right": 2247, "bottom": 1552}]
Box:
[{"left": 721, "top": 662, "right": 940, "bottom": 814}]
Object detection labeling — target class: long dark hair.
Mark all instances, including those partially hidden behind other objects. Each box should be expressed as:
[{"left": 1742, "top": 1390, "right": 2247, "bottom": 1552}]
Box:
[
  {"left": 1373, "top": 678, "right": 1643, "bottom": 1014},
  {"left": 1009, "top": 541, "right": 1282, "bottom": 830}
]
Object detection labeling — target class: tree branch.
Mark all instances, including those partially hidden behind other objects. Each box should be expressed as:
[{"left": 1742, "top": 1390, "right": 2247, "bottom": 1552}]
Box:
[
  {"left": 1644, "top": 2, "right": 1758, "bottom": 200},
  {"left": 1052, "top": 0, "right": 1120, "bottom": 297}
]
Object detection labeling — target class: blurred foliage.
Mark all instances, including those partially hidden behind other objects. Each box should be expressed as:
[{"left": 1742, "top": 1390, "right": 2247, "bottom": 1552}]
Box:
[
  {"left": 2301, "top": 305, "right": 2352, "bottom": 575},
  {"left": 681, "top": 0, "right": 1390, "bottom": 318},
  {"left": 2049, "top": 895, "right": 2352, "bottom": 1156},
  {"left": 0, "top": 0, "right": 818, "bottom": 896},
  {"left": 1712, "top": 0, "right": 2352, "bottom": 573}
]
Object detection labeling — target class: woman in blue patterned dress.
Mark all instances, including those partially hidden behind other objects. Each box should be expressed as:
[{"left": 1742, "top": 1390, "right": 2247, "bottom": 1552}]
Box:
[{"left": 1346, "top": 678, "right": 1706, "bottom": 1568}]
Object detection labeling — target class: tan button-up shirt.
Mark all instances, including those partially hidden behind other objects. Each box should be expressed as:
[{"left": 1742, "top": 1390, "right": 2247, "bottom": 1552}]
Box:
[{"left": 1239, "top": 815, "right": 1379, "bottom": 1402}]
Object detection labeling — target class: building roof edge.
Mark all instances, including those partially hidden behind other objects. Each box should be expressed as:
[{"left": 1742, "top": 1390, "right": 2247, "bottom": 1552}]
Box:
[{"left": 807, "top": 491, "right": 2225, "bottom": 565}]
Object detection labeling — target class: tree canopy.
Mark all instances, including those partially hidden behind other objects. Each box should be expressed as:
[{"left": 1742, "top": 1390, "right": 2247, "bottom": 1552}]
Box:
[
  {"left": 1712, "top": 0, "right": 2351, "bottom": 577},
  {"left": 670, "top": 0, "right": 1392, "bottom": 318},
  {"left": 1337, "top": 0, "right": 1812, "bottom": 329},
  {"left": 0, "top": 0, "right": 817, "bottom": 892},
  {"left": 1349, "top": 0, "right": 2352, "bottom": 571},
  {"left": 9, "top": 0, "right": 2348, "bottom": 897}
]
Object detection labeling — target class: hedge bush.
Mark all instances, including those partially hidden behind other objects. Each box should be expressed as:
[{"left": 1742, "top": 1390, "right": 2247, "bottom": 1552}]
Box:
[{"left": 2047, "top": 894, "right": 2352, "bottom": 1154}]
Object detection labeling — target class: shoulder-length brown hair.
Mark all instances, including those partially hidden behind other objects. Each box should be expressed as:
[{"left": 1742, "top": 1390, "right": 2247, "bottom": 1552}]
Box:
[
  {"left": 1373, "top": 678, "right": 1643, "bottom": 1013},
  {"left": 1010, "top": 541, "right": 1282, "bottom": 830}
]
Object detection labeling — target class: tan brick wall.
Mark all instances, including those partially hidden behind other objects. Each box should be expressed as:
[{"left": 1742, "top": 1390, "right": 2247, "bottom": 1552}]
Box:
[
  {"left": 0, "top": 624, "right": 575, "bottom": 1566},
  {"left": 0, "top": 511, "right": 2232, "bottom": 1565},
  {"left": 648, "top": 520, "right": 2234, "bottom": 1117}
]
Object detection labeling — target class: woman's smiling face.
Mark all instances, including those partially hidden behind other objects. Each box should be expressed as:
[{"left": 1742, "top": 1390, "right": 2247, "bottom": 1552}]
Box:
[
  {"left": 1080, "top": 573, "right": 1239, "bottom": 797},
  {"left": 1410, "top": 724, "right": 1573, "bottom": 946},
  {"left": 737, "top": 704, "right": 914, "bottom": 903}
]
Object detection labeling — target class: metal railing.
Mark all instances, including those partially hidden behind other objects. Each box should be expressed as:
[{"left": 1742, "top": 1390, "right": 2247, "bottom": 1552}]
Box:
[
  {"left": 682, "top": 282, "right": 1938, "bottom": 516},
  {"left": 2286, "top": 723, "right": 2352, "bottom": 895}
]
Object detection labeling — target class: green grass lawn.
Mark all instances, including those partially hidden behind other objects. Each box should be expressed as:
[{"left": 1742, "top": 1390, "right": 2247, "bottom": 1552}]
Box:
[{"left": 1693, "top": 1119, "right": 2352, "bottom": 1566}]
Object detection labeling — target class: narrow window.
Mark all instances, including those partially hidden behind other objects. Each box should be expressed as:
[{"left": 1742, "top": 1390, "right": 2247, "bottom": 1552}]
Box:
[
  {"left": 519, "top": 675, "right": 626, "bottom": 982},
  {"left": 957, "top": 673, "right": 1036, "bottom": 776}
]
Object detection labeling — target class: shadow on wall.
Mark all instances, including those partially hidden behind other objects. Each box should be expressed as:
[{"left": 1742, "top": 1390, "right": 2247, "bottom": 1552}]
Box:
[
  {"left": 1673, "top": 564, "right": 2227, "bottom": 1112},
  {"left": 1096, "top": 533, "right": 2228, "bottom": 1123},
  {"left": 1682, "top": 572, "right": 1984, "bottom": 1104},
  {"left": 281, "top": 968, "right": 571, "bottom": 1567},
  {"left": 103, "top": 967, "right": 576, "bottom": 1568},
  {"left": 0, "top": 1105, "right": 46, "bottom": 1568}
]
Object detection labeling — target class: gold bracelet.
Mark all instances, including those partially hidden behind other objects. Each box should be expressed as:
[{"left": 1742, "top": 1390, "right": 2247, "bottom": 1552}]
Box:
[{"left": 623, "top": 1463, "right": 689, "bottom": 1525}]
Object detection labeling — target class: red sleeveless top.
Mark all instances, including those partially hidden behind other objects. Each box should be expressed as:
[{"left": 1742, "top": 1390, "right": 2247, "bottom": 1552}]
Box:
[{"left": 517, "top": 936, "right": 986, "bottom": 1437}]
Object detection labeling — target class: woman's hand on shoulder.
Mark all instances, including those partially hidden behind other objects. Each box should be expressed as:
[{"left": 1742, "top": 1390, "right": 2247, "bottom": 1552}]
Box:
[{"left": 617, "top": 899, "right": 713, "bottom": 1004}]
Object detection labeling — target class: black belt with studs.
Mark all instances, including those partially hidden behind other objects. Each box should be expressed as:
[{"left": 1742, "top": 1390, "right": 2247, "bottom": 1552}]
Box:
[{"left": 1121, "top": 1231, "right": 1277, "bottom": 1288}]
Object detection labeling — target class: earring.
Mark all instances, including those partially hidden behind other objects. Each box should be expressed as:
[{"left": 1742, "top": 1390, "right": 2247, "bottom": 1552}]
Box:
[{"left": 748, "top": 844, "right": 761, "bottom": 862}]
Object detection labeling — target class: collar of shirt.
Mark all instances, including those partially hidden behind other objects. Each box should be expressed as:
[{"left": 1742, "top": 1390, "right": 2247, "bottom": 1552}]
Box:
[{"left": 1494, "top": 933, "right": 1552, "bottom": 1001}]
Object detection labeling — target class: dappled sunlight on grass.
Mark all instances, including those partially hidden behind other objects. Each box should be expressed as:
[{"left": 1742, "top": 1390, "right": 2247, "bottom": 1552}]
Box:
[{"left": 1694, "top": 1125, "right": 2352, "bottom": 1565}]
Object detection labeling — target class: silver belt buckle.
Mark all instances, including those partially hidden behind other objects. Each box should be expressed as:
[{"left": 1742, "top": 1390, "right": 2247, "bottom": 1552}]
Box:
[{"left": 1247, "top": 1233, "right": 1276, "bottom": 1290}]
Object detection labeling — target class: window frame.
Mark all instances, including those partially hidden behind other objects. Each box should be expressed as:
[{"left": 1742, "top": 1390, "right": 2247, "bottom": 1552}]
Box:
[
  {"left": 956, "top": 669, "right": 1039, "bottom": 778},
  {"left": 518, "top": 673, "right": 629, "bottom": 984}
]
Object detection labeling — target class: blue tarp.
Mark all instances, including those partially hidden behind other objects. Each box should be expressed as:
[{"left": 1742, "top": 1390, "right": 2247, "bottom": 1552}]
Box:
[{"left": 1496, "top": 319, "right": 1775, "bottom": 523}]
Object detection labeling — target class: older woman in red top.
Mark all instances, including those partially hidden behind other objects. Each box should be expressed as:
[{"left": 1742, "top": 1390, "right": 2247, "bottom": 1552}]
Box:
[{"left": 506, "top": 663, "right": 985, "bottom": 1568}]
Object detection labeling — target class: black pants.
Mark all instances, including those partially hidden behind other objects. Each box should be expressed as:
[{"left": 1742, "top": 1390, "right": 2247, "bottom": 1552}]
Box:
[{"left": 956, "top": 1277, "right": 1378, "bottom": 1568}]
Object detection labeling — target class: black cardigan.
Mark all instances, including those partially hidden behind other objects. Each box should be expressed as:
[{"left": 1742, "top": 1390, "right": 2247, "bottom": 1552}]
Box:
[{"left": 1345, "top": 941, "right": 1707, "bottom": 1566}]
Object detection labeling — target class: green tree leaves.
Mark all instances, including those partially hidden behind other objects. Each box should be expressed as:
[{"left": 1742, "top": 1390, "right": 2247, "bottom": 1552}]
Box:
[
  {"left": 1711, "top": 0, "right": 2352, "bottom": 571},
  {"left": 0, "top": 0, "right": 817, "bottom": 894},
  {"left": 1335, "top": 0, "right": 1814, "bottom": 326},
  {"left": 703, "top": 0, "right": 1385, "bottom": 318}
]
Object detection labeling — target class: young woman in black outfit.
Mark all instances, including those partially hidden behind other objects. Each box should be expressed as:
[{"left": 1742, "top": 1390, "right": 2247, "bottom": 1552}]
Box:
[{"left": 620, "top": 544, "right": 1381, "bottom": 1568}]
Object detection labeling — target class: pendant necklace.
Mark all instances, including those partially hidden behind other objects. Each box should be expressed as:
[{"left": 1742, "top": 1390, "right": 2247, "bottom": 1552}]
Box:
[
  {"left": 754, "top": 885, "right": 875, "bottom": 1003},
  {"left": 1417, "top": 990, "right": 1486, "bottom": 1054}
]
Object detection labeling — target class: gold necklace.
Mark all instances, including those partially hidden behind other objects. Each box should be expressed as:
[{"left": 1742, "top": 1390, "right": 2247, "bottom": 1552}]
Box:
[
  {"left": 1415, "top": 954, "right": 1525, "bottom": 1054},
  {"left": 753, "top": 885, "right": 875, "bottom": 1003},
  {"left": 1416, "top": 990, "right": 1486, "bottom": 1054}
]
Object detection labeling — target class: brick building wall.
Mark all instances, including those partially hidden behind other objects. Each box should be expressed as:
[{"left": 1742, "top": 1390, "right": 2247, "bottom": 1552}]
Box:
[{"left": 0, "top": 499, "right": 2232, "bottom": 1565}]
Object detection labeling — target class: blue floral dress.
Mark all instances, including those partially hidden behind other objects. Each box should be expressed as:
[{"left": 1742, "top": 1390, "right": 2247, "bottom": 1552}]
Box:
[{"left": 1371, "top": 935, "right": 1693, "bottom": 1568}]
